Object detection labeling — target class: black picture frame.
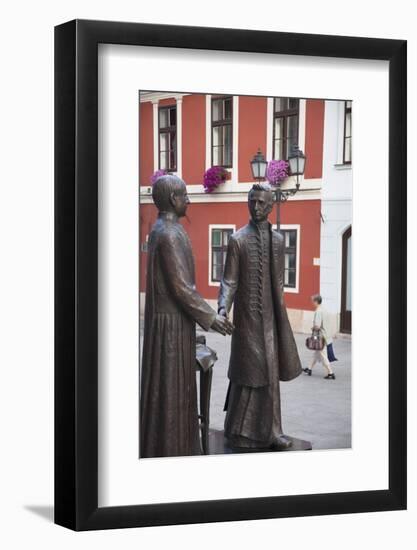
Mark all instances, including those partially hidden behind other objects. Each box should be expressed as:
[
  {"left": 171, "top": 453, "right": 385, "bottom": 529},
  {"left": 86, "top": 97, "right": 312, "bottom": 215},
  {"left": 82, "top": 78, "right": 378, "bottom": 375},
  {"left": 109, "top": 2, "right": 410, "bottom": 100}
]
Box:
[{"left": 55, "top": 19, "right": 407, "bottom": 531}]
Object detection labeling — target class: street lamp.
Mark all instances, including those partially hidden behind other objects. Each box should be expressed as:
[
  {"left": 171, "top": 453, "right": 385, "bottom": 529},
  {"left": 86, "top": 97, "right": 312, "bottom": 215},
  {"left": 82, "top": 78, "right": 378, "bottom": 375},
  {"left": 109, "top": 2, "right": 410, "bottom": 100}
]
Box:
[
  {"left": 249, "top": 145, "right": 306, "bottom": 231},
  {"left": 273, "top": 145, "right": 306, "bottom": 230},
  {"left": 250, "top": 149, "right": 268, "bottom": 181},
  {"left": 288, "top": 145, "right": 306, "bottom": 189}
]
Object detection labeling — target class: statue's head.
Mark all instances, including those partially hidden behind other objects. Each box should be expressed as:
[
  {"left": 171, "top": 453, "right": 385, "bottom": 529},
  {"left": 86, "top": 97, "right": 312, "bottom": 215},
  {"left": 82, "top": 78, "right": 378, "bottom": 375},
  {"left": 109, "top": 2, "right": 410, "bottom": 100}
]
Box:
[
  {"left": 248, "top": 183, "right": 274, "bottom": 223},
  {"left": 152, "top": 175, "right": 190, "bottom": 218}
]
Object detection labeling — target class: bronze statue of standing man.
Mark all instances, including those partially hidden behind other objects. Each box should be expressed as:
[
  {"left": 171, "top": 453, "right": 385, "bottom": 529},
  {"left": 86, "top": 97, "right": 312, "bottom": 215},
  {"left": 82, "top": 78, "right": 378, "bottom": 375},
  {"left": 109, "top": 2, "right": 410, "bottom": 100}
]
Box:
[
  {"left": 140, "top": 175, "right": 233, "bottom": 458},
  {"left": 219, "top": 183, "right": 302, "bottom": 450}
]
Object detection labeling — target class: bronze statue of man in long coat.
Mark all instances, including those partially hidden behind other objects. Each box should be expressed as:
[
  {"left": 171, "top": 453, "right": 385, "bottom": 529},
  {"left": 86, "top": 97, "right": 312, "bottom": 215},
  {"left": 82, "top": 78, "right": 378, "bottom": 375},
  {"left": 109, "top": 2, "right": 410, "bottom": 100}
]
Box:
[
  {"left": 140, "top": 175, "right": 233, "bottom": 458},
  {"left": 218, "top": 183, "right": 302, "bottom": 450}
]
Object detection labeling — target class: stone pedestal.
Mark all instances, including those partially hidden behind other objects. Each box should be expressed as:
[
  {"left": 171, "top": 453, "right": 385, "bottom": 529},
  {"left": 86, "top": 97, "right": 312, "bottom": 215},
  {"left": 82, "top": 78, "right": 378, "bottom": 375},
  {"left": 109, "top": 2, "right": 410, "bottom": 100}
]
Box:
[{"left": 208, "top": 429, "right": 312, "bottom": 455}]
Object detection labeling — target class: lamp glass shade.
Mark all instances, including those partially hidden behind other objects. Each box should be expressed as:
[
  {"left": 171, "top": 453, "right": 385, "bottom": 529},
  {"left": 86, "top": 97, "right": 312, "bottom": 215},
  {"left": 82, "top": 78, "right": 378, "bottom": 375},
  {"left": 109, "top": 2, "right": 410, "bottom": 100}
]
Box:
[
  {"left": 288, "top": 150, "right": 306, "bottom": 176},
  {"left": 250, "top": 150, "right": 268, "bottom": 180}
]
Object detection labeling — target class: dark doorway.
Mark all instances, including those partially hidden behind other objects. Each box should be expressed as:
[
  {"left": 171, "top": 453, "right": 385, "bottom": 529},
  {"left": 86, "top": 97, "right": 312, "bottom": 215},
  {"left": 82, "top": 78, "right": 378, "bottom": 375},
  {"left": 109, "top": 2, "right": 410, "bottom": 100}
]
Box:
[{"left": 340, "top": 226, "right": 352, "bottom": 333}]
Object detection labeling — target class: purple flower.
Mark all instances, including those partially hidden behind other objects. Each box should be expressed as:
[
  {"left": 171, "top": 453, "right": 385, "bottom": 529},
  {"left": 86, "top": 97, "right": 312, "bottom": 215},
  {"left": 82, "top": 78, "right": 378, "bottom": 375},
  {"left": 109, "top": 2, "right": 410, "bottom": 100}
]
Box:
[
  {"left": 150, "top": 169, "right": 168, "bottom": 185},
  {"left": 266, "top": 160, "right": 289, "bottom": 186},
  {"left": 203, "top": 166, "right": 228, "bottom": 193}
]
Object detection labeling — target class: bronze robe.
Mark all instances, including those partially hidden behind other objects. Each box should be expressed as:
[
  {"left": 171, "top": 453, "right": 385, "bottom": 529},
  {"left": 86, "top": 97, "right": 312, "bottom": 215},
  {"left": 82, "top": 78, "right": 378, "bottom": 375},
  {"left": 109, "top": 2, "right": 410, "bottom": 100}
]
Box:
[
  {"left": 219, "top": 220, "right": 302, "bottom": 445},
  {"left": 140, "top": 212, "right": 216, "bottom": 458}
]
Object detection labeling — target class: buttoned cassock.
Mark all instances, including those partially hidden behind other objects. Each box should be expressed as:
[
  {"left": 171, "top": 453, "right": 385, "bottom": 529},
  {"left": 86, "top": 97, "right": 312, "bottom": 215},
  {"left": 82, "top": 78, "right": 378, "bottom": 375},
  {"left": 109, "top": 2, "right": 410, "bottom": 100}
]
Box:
[{"left": 218, "top": 220, "right": 302, "bottom": 444}]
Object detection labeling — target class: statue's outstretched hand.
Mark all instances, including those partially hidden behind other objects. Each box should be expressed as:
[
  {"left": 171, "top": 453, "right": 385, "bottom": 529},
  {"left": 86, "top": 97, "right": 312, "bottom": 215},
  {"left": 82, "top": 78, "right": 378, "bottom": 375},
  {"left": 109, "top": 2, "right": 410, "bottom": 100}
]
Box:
[
  {"left": 218, "top": 307, "right": 227, "bottom": 319},
  {"left": 211, "top": 313, "right": 234, "bottom": 335}
]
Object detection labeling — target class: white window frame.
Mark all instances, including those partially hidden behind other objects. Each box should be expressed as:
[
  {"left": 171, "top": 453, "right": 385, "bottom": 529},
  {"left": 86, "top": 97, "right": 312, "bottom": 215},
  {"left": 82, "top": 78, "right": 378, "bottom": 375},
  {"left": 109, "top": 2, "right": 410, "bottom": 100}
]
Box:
[
  {"left": 208, "top": 224, "right": 236, "bottom": 287},
  {"left": 267, "top": 98, "right": 306, "bottom": 189},
  {"left": 272, "top": 223, "right": 301, "bottom": 294},
  {"left": 152, "top": 95, "right": 183, "bottom": 178},
  {"left": 267, "top": 98, "right": 306, "bottom": 161},
  {"left": 335, "top": 99, "right": 353, "bottom": 168},
  {"left": 205, "top": 95, "right": 238, "bottom": 188}
]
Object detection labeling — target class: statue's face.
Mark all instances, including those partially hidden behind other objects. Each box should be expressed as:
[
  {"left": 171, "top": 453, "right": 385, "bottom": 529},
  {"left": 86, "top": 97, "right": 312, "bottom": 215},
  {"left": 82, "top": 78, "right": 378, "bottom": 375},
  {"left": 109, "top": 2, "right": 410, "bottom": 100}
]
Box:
[
  {"left": 248, "top": 190, "right": 273, "bottom": 223},
  {"left": 171, "top": 184, "right": 190, "bottom": 218}
]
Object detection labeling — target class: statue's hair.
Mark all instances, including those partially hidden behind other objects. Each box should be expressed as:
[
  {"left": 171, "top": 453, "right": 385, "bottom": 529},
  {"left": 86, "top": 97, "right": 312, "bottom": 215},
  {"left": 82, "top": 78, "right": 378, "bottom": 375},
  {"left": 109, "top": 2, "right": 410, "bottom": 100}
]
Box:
[
  {"left": 248, "top": 182, "right": 274, "bottom": 201},
  {"left": 152, "top": 175, "right": 186, "bottom": 211}
]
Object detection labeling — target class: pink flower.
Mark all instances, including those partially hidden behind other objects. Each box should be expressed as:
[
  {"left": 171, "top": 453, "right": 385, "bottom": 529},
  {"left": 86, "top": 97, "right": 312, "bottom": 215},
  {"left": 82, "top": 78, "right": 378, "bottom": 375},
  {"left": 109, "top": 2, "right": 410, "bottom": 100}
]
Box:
[
  {"left": 150, "top": 169, "right": 168, "bottom": 185},
  {"left": 203, "top": 166, "right": 228, "bottom": 193},
  {"left": 266, "top": 160, "right": 289, "bottom": 185}
]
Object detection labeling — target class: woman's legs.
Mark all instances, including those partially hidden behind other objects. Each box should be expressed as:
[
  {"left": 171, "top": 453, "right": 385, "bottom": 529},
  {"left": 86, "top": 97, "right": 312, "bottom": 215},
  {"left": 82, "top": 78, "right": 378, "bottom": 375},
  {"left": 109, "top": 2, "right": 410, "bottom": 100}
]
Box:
[
  {"left": 319, "top": 348, "right": 333, "bottom": 375},
  {"left": 309, "top": 351, "right": 319, "bottom": 370},
  {"left": 307, "top": 349, "right": 334, "bottom": 376}
]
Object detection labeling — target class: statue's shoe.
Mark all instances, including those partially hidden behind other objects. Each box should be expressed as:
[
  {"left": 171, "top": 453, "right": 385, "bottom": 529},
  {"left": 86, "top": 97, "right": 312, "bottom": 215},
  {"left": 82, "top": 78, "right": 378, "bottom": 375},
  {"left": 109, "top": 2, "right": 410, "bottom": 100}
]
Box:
[{"left": 270, "top": 435, "right": 293, "bottom": 450}]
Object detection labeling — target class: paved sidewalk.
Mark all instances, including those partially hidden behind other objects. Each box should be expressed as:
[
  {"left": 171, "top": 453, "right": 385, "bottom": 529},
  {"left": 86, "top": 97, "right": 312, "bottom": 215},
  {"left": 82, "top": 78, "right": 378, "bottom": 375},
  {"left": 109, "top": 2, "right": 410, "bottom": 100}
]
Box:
[{"left": 200, "top": 329, "right": 351, "bottom": 451}]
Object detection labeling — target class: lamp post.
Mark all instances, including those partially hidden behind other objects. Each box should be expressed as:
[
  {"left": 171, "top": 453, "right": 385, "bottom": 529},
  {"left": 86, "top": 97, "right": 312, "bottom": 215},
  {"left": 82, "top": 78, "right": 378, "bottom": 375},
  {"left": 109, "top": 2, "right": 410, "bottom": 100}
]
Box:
[{"left": 250, "top": 146, "right": 306, "bottom": 231}]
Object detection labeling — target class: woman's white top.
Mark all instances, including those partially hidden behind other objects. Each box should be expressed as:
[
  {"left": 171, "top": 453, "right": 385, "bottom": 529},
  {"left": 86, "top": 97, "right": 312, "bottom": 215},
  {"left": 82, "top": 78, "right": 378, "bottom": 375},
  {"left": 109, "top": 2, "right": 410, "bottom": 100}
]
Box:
[{"left": 312, "top": 306, "right": 333, "bottom": 345}]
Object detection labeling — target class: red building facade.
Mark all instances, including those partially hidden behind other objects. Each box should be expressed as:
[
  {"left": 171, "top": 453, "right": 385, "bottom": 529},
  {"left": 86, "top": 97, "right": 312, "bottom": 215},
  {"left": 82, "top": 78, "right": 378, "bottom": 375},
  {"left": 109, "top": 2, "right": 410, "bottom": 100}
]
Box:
[{"left": 139, "top": 92, "right": 325, "bottom": 332}]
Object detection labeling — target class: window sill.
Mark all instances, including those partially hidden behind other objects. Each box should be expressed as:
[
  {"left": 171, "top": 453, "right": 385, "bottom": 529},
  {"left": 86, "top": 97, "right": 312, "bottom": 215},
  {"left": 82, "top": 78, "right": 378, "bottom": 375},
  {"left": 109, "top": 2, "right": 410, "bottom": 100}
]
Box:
[
  {"left": 334, "top": 163, "right": 352, "bottom": 171},
  {"left": 284, "top": 287, "right": 299, "bottom": 294}
]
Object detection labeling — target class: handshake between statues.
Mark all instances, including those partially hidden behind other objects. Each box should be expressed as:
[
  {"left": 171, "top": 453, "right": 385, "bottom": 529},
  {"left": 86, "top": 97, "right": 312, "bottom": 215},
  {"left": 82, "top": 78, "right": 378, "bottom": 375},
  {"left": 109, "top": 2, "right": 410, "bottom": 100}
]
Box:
[{"left": 211, "top": 312, "right": 234, "bottom": 335}]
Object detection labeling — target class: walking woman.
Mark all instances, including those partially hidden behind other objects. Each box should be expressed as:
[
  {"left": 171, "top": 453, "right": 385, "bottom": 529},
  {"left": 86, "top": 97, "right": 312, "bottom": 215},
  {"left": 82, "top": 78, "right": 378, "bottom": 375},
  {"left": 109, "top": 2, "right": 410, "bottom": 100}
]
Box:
[{"left": 303, "top": 294, "right": 336, "bottom": 380}]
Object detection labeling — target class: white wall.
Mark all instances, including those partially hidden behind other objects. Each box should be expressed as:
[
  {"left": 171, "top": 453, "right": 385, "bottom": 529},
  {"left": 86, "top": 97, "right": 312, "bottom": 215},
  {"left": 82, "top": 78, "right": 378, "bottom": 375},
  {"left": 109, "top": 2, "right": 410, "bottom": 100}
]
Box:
[
  {"left": 320, "top": 100, "right": 353, "bottom": 335},
  {"left": 0, "top": 2, "right": 415, "bottom": 549}
]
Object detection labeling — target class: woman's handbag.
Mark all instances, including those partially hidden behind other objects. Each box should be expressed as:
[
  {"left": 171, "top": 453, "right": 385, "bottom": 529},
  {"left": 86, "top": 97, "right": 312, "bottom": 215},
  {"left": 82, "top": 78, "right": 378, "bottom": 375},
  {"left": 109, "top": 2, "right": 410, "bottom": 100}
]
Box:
[{"left": 306, "top": 329, "right": 325, "bottom": 351}]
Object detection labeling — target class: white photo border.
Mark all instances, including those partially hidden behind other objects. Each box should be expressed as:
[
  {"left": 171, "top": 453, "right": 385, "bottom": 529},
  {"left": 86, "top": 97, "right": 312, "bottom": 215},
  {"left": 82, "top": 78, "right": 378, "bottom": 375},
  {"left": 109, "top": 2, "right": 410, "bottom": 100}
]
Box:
[{"left": 98, "top": 44, "right": 389, "bottom": 507}]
